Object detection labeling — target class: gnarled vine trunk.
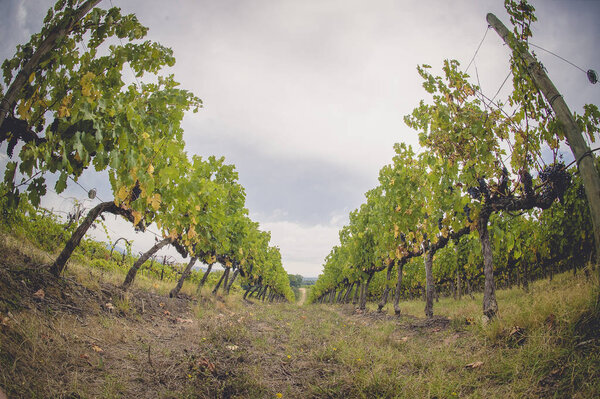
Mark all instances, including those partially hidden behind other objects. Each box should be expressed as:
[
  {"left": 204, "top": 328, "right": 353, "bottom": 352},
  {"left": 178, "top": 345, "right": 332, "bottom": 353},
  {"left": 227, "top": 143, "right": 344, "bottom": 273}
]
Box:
[
  {"left": 343, "top": 281, "right": 355, "bottom": 303},
  {"left": 424, "top": 249, "right": 434, "bottom": 318},
  {"left": 359, "top": 272, "right": 374, "bottom": 310},
  {"left": 169, "top": 256, "right": 198, "bottom": 298},
  {"left": 378, "top": 263, "right": 394, "bottom": 312},
  {"left": 197, "top": 263, "right": 213, "bottom": 292},
  {"left": 225, "top": 268, "right": 239, "bottom": 294},
  {"left": 212, "top": 268, "right": 230, "bottom": 295},
  {"left": 50, "top": 201, "right": 134, "bottom": 277},
  {"left": 393, "top": 259, "right": 406, "bottom": 315},
  {"left": 478, "top": 209, "right": 498, "bottom": 319},
  {"left": 123, "top": 237, "right": 171, "bottom": 290},
  {"left": 352, "top": 281, "right": 360, "bottom": 305}
]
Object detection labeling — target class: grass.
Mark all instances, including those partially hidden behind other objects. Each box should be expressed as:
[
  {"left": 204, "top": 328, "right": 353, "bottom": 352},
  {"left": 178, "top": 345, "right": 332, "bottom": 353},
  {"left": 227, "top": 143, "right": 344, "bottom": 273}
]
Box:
[{"left": 0, "top": 231, "right": 598, "bottom": 398}]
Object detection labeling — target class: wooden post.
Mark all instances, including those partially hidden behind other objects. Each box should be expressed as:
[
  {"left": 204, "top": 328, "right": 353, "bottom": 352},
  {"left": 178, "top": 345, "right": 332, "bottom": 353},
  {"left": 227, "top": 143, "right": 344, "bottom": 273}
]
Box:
[
  {"left": 0, "top": 0, "right": 102, "bottom": 132},
  {"left": 487, "top": 13, "right": 600, "bottom": 272}
]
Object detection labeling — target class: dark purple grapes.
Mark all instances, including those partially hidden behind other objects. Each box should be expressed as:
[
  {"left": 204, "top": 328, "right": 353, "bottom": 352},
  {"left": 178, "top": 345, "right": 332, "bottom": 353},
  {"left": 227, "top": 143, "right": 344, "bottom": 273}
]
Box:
[{"left": 539, "top": 162, "right": 570, "bottom": 202}]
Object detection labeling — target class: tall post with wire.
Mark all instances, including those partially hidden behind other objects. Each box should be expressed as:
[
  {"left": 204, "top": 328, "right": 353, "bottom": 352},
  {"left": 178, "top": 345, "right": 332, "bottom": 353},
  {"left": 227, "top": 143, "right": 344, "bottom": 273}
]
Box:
[{"left": 487, "top": 13, "right": 600, "bottom": 273}]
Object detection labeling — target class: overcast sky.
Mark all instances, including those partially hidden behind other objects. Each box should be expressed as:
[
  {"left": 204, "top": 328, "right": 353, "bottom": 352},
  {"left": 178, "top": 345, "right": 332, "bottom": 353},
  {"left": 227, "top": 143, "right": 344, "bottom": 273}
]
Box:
[{"left": 1, "top": 0, "right": 599, "bottom": 277}]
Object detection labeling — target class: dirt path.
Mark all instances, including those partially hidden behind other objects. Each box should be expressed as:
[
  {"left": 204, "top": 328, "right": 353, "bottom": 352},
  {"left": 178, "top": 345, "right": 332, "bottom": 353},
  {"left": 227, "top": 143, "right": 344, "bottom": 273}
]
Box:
[{"left": 298, "top": 287, "right": 307, "bottom": 305}]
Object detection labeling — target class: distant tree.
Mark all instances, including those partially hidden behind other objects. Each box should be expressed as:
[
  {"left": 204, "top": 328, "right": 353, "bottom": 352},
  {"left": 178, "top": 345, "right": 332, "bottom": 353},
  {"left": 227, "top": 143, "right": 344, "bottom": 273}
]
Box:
[{"left": 287, "top": 274, "right": 303, "bottom": 288}]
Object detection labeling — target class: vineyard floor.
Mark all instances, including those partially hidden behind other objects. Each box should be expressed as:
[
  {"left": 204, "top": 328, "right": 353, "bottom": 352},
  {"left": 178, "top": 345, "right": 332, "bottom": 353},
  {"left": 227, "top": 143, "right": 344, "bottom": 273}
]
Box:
[
  {"left": 0, "top": 234, "right": 599, "bottom": 398},
  {"left": 297, "top": 288, "right": 307, "bottom": 306}
]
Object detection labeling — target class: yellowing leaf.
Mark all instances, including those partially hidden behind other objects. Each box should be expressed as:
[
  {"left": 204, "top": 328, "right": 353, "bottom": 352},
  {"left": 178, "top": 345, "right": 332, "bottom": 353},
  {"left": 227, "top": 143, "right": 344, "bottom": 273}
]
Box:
[
  {"left": 132, "top": 211, "right": 142, "bottom": 226},
  {"left": 58, "top": 106, "right": 69, "bottom": 118},
  {"left": 17, "top": 99, "right": 32, "bottom": 120},
  {"left": 147, "top": 164, "right": 154, "bottom": 175},
  {"left": 80, "top": 72, "right": 96, "bottom": 97},
  {"left": 29, "top": 72, "right": 35, "bottom": 83},
  {"left": 142, "top": 132, "right": 150, "bottom": 139},
  {"left": 117, "top": 186, "right": 129, "bottom": 202},
  {"left": 187, "top": 226, "right": 197, "bottom": 239},
  {"left": 148, "top": 193, "right": 161, "bottom": 211},
  {"left": 465, "top": 361, "right": 483, "bottom": 369},
  {"left": 195, "top": 205, "right": 201, "bottom": 211},
  {"left": 394, "top": 224, "right": 399, "bottom": 239}
]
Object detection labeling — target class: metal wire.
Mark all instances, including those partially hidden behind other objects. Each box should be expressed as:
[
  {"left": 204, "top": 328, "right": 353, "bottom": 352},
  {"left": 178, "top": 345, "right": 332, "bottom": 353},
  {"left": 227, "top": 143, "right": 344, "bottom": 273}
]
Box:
[
  {"left": 529, "top": 42, "right": 587, "bottom": 74},
  {"left": 465, "top": 26, "right": 491, "bottom": 74}
]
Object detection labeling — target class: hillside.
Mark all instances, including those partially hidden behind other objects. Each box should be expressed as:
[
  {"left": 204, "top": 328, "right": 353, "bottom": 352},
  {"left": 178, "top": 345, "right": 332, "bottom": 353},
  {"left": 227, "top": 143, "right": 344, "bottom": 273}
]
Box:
[{"left": 0, "top": 232, "right": 599, "bottom": 398}]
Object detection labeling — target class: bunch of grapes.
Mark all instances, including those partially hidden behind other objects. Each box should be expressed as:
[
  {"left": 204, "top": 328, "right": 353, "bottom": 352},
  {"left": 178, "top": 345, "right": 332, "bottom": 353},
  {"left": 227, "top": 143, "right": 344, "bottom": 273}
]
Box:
[
  {"left": 539, "top": 163, "right": 570, "bottom": 202},
  {"left": 467, "top": 186, "right": 481, "bottom": 200},
  {"left": 463, "top": 204, "right": 472, "bottom": 223},
  {"left": 497, "top": 167, "right": 509, "bottom": 196},
  {"left": 477, "top": 178, "right": 490, "bottom": 199},
  {"left": 131, "top": 181, "right": 142, "bottom": 201},
  {"left": 467, "top": 177, "right": 490, "bottom": 201},
  {"left": 520, "top": 169, "right": 534, "bottom": 198}
]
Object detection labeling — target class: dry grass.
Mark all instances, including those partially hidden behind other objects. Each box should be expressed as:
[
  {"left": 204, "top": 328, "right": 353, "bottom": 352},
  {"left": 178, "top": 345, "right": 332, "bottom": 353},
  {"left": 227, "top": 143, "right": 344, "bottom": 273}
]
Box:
[{"left": 0, "top": 232, "right": 598, "bottom": 398}]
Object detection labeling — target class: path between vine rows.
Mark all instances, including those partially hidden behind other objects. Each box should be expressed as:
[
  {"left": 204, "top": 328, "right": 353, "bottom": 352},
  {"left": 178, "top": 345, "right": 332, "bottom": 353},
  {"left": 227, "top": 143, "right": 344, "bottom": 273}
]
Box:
[
  {"left": 0, "top": 246, "right": 460, "bottom": 398},
  {"left": 297, "top": 287, "right": 307, "bottom": 306}
]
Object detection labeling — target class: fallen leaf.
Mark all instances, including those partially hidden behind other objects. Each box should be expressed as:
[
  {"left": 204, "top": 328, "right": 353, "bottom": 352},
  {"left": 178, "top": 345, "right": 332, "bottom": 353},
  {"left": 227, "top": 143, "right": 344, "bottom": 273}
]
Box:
[
  {"left": 508, "top": 326, "right": 526, "bottom": 345},
  {"left": 465, "top": 361, "right": 483, "bottom": 369},
  {"left": 33, "top": 289, "right": 45, "bottom": 300},
  {"left": 545, "top": 314, "right": 556, "bottom": 329},
  {"left": 196, "top": 358, "right": 217, "bottom": 373},
  {"left": 176, "top": 317, "right": 193, "bottom": 324},
  {"left": 399, "top": 336, "right": 409, "bottom": 342},
  {"left": 159, "top": 302, "right": 165, "bottom": 308},
  {"left": 443, "top": 333, "right": 460, "bottom": 346},
  {"left": 105, "top": 302, "right": 115, "bottom": 311},
  {"left": 91, "top": 345, "right": 103, "bottom": 353},
  {"left": 163, "top": 310, "right": 171, "bottom": 316},
  {"left": 80, "top": 353, "right": 90, "bottom": 359},
  {"left": 225, "top": 345, "right": 239, "bottom": 351}
]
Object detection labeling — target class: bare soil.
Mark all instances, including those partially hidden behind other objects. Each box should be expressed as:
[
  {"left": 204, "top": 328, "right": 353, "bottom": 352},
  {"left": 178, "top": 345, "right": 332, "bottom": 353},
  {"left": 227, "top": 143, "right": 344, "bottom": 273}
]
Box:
[
  {"left": 2, "top": 239, "right": 594, "bottom": 398},
  {"left": 0, "top": 243, "right": 459, "bottom": 398}
]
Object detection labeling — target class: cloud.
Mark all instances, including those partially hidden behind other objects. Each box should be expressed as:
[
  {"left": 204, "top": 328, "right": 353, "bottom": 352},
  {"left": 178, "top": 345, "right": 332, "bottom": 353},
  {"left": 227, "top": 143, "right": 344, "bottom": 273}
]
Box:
[
  {"left": 1, "top": 0, "right": 599, "bottom": 279},
  {"left": 260, "top": 216, "right": 346, "bottom": 277},
  {"left": 16, "top": 2, "right": 27, "bottom": 30}
]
